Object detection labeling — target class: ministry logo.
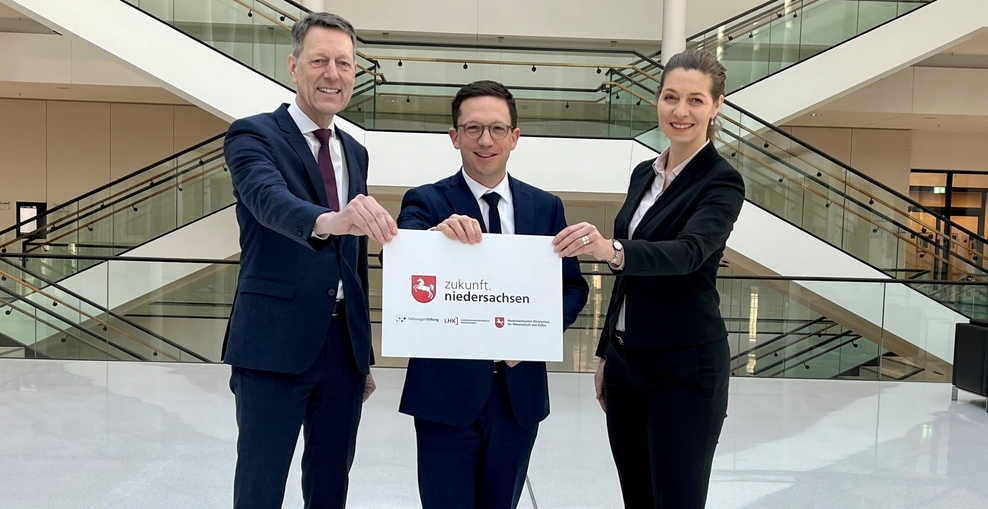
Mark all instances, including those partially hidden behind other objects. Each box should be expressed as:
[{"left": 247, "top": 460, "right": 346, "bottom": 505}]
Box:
[
  {"left": 411, "top": 275, "right": 437, "bottom": 303},
  {"left": 495, "top": 317, "right": 505, "bottom": 329}
]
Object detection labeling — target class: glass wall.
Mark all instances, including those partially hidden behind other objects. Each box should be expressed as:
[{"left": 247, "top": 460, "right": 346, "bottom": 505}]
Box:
[{"left": 910, "top": 170, "right": 988, "bottom": 280}]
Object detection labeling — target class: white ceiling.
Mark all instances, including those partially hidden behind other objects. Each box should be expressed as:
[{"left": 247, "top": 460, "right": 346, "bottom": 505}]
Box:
[
  {"left": 0, "top": 81, "right": 190, "bottom": 105},
  {"left": 0, "top": 3, "right": 51, "bottom": 34},
  {"left": 786, "top": 32, "right": 988, "bottom": 132}
]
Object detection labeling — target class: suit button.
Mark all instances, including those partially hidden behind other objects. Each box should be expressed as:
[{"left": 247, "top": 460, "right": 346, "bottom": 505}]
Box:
[
  {"left": 295, "top": 228, "right": 303, "bottom": 237},
  {"left": 328, "top": 288, "right": 336, "bottom": 297}
]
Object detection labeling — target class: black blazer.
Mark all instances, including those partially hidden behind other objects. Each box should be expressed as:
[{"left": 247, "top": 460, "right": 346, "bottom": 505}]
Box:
[
  {"left": 596, "top": 142, "right": 745, "bottom": 356},
  {"left": 397, "top": 171, "right": 589, "bottom": 427},
  {"left": 223, "top": 104, "right": 373, "bottom": 375}
]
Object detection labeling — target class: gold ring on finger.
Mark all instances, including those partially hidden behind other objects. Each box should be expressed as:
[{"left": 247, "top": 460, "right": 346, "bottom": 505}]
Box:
[{"left": 581, "top": 235, "right": 590, "bottom": 245}]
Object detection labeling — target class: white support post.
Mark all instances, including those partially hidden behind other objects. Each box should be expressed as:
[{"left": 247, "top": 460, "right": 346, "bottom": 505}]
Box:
[{"left": 661, "top": 0, "right": 687, "bottom": 65}]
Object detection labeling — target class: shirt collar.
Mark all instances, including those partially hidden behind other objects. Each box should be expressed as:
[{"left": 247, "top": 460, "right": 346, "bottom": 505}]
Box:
[
  {"left": 288, "top": 99, "right": 336, "bottom": 135},
  {"left": 652, "top": 139, "right": 709, "bottom": 177},
  {"left": 461, "top": 168, "right": 512, "bottom": 206}
]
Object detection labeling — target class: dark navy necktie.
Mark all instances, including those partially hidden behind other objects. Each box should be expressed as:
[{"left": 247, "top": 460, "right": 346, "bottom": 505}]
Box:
[
  {"left": 313, "top": 128, "right": 341, "bottom": 212},
  {"left": 481, "top": 192, "right": 502, "bottom": 234}
]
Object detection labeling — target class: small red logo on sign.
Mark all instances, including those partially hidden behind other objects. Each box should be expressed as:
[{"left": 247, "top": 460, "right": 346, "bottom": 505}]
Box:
[
  {"left": 411, "top": 275, "right": 437, "bottom": 303},
  {"left": 495, "top": 317, "right": 505, "bottom": 328}
]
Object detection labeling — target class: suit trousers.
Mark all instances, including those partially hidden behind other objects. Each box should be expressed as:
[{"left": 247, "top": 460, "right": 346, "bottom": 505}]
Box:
[
  {"left": 413, "top": 368, "right": 538, "bottom": 509},
  {"left": 229, "top": 313, "right": 366, "bottom": 509},
  {"left": 602, "top": 337, "right": 729, "bottom": 509}
]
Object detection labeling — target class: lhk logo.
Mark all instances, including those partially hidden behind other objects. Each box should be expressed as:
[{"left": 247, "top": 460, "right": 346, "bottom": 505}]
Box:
[{"left": 411, "top": 275, "right": 436, "bottom": 303}]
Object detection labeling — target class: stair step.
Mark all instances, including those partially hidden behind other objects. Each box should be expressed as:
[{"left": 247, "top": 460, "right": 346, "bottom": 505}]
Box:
[
  {"left": 0, "top": 346, "right": 26, "bottom": 358},
  {"left": 859, "top": 361, "right": 924, "bottom": 380},
  {"left": 838, "top": 374, "right": 878, "bottom": 381},
  {"left": 881, "top": 355, "right": 921, "bottom": 370}
]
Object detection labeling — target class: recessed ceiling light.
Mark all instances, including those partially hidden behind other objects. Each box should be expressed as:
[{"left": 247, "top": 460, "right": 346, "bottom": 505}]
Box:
[
  {"left": 810, "top": 113, "right": 821, "bottom": 117},
  {"left": 922, "top": 116, "right": 937, "bottom": 120}
]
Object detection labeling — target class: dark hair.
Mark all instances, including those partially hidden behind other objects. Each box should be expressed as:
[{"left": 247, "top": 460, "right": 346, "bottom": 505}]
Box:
[
  {"left": 657, "top": 50, "right": 727, "bottom": 139},
  {"left": 451, "top": 80, "right": 518, "bottom": 128},
  {"left": 291, "top": 12, "right": 356, "bottom": 58}
]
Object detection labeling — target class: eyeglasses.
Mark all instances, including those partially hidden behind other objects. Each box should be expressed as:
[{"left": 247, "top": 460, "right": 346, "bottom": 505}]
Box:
[{"left": 456, "top": 123, "right": 514, "bottom": 140}]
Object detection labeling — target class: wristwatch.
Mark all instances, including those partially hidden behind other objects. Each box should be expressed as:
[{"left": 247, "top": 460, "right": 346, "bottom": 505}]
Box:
[{"left": 608, "top": 239, "right": 624, "bottom": 266}]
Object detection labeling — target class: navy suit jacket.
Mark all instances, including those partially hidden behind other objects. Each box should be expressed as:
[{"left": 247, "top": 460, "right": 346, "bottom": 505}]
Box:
[
  {"left": 397, "top": 172, "right": 589, "bottom": 428},
  {"left": 223, "top": 104, "right": 373, "bottom": 375},
  {"left": 596, "top": 142, "right": 745, "bottom": 356}
]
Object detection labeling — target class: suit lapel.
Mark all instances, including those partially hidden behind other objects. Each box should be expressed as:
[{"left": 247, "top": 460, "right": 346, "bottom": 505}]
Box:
[
  {"left": 445, "top": 172, "right": 486, "bottom": 231},
  {"left": 632, "top": 167, "right": 698, "bottom": 239},
  {"left": 337, "top": 127, "right": 364, "bottom": 202},
  {"left": 631, "top": 144, "right": 715, "bottom": 239},
  {"left": 275, "top": 105, "right": 329, "bottom": 208},
  {"left": 616, "top": 160, "right": 656, "bottom": 239},
  {"left": 508, "top": 176, "right": 534, "bottom": 236}
]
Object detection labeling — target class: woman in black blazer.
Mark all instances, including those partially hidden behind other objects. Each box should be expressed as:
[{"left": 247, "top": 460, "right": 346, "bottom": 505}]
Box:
[{"left": 554, "top": 50, "right": 745, "bottom": 508}]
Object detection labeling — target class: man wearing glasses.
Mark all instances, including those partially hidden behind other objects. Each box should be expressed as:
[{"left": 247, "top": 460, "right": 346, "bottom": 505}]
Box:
[{"left": 396, "top": 80, "right": 589, "bottom": 509}]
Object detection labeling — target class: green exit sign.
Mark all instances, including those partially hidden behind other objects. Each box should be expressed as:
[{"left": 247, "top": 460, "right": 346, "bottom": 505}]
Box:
[{"left": 933, "top": 186, "right": 946, "bottom": 194}]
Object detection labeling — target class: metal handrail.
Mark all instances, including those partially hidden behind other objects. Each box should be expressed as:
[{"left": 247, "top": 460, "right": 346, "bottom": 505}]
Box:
[
  {"left": 0, "top": 258, "right": 211, "bottom": 362},
  {"left": 19, "top": 154, "right": 228, "bottom": 254},
  {"left": 759, "top": 330, "right": 864, "bottom": 377},
  {"left": 0, "top": 134, "right": 225, "bottom": 250},
  {"left": 2, "top": 251, "right": 986, "bottom": 286},
  {"left": 0, "top": 285, "right": 138, "bottom": 361},
  {"left": 719, "top": 130, "right": 984, "bottom": 278}
]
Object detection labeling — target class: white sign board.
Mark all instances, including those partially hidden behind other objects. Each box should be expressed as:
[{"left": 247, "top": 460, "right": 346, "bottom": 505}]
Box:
[{"left": 382, "top": 229, "right": 563, "bottom": 361}]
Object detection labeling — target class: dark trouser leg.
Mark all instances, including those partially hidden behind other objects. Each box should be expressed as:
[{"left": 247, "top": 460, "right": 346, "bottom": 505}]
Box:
[
  {"left": 414, "top": 417, "right": 482, "bottom": 509},
  {"left": 230, "top": 316, "right": 365, "bottom": 509},
  {"left": 603, "top": 342, "right": 657, "bottom": 509},
  {"left": 414, "top": 371, "right": 538, "bottom": 509},
  {"left": 477, "top": 374, "right": 538, "bottom": 509},
  {"left": 604, "top": 340, "right": 730, "bottom": 509},
  {"left": 230, "top": 366, "right": 316, "bottom": 509},
  {"left": 646, "top": 340, "right": 729, "bottom": 509},
  {"left": 300, "top": 317, "right": 366, "bottom": 509}
]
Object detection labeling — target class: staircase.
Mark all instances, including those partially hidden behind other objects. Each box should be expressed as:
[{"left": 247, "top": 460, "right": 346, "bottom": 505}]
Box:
[{"left": 0, "top": 0, "right": 981, "bottom": 377}]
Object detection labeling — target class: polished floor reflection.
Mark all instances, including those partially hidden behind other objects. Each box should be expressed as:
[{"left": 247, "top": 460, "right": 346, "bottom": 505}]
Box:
[{"left": 0, "top": 360, "right": 986, "bottom": 508}]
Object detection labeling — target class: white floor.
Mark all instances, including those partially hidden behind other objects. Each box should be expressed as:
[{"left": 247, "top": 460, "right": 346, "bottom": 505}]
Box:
[{"left": 1, "top": 360, "right": 987, "bottom": 508}]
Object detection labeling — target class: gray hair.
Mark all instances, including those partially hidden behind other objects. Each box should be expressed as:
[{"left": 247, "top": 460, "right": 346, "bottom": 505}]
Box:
[{"left": 291, "top": 12, "right": 357, "bottom": 58}]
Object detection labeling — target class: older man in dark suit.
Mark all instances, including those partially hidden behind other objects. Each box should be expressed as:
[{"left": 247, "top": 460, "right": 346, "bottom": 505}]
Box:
[
  {"left": 223, "top": 12, "right": 396, "bottom": 509},
  {"left": 397, "top": 80, "right": 589, "bottom": 509}
]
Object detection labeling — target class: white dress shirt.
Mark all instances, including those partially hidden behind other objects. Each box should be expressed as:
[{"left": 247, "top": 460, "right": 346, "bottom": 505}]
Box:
[
  {"left": 288, "top": 100, "right": 349, "bottom": 299},
  {"left": 461, "top": 169, "right": 515, "bottom": 235},
  {"left": 615, "top": 140, "right": 709, "bottom": 331}
]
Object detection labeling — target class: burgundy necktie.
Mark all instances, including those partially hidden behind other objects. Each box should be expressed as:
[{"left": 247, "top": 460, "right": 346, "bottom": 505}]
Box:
[{"left": 313, "top": 129, "right": 341, "bottom": 212}]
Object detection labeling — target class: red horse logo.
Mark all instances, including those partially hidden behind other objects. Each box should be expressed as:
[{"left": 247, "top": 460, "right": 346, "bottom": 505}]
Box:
[
  {"left": 412, "top": 275, "right": 437, "bottom": 303},
  {"left": 495, "top": 317, "right": 505, "bottom": 328}
]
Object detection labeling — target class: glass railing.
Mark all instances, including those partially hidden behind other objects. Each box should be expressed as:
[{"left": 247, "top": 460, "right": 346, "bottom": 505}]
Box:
[
  {"left": 18, "top": 0, "right": 970, "bottom": 330},
  {"left": 621, "top": 0, "right": 937, "bottom": 94},
  {"left": 116, "top": 0, "right": 983, "bottom": 265},
  {"left": 713, "top": 102, "right": 988, "bottom": 289},
  {"left": 0, "top": 254, "right": 213, "bottom": 362},
  {"left": 0, "top": 135, "right": 232, "bottom": 283},
  {"left": 3, "top": 253, "right": 967, "bottom": 385}
]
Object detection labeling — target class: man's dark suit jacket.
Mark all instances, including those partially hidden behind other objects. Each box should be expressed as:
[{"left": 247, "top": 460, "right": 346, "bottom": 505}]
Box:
[
  {"left": 596, "top": 142, "right": 745, "bottom": 357},
  {"left": 397, "top": 172, "right": 589, "bottom": 428},
  {"left": 223, "top": 104, "right": 373, "bottom": 375}
]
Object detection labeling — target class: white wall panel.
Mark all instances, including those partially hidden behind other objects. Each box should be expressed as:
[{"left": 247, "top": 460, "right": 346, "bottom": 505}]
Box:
[{"left": 365, "top": 131, "right": 636, "bottom": 194}]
